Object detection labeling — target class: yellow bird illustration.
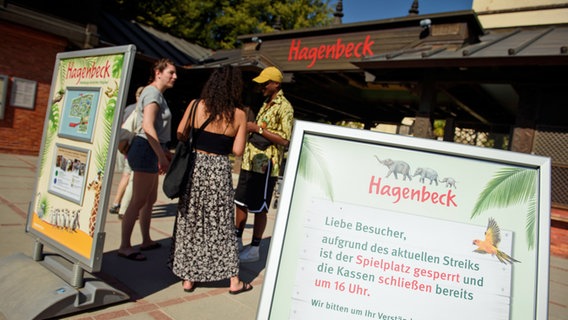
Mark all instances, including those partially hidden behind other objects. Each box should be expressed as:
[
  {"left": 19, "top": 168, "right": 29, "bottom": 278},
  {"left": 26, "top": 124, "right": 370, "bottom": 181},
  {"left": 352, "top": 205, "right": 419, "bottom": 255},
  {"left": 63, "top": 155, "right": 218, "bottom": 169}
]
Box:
[{"left": 472, "top": 218, "right": 520, "bottom": 264}]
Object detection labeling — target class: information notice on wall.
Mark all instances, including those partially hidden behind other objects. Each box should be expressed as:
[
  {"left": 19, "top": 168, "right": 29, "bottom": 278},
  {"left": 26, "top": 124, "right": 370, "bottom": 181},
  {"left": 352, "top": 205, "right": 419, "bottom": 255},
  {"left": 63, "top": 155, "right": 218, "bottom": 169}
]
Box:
[{"left": 257, "top": 121, "right": 551, "bottom": 320}]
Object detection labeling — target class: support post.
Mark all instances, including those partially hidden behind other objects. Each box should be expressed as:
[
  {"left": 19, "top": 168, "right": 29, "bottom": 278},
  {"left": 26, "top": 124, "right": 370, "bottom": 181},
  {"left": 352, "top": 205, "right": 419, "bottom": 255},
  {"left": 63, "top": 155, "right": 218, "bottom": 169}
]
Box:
[
  {"left": 33, "top": 240, "right": 44, "bottom": 261},
  {"left": 72, "top": 263, "right": 85, "bottom": 288}
]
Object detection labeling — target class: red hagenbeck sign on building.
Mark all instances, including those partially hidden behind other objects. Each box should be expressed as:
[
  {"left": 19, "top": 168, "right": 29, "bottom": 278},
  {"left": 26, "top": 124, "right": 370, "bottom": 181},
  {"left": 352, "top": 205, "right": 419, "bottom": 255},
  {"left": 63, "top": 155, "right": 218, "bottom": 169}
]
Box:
[{"left": 288, "top": 35, "right": 375, "bottom": 68}]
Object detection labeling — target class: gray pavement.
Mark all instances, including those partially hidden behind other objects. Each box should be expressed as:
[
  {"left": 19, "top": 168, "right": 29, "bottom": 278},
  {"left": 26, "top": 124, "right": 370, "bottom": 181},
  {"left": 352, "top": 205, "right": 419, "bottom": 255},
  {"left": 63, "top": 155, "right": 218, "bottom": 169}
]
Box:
[{"left": 0, "top": 152, "right": 566, "bottom": 320}]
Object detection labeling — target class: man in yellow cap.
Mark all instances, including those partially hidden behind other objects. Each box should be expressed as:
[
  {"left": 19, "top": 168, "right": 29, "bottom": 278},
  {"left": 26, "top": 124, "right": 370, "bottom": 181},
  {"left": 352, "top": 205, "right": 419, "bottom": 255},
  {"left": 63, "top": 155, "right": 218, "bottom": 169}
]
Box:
[{"left": 234, "top": 66, "right": 294, "bottom": 263}]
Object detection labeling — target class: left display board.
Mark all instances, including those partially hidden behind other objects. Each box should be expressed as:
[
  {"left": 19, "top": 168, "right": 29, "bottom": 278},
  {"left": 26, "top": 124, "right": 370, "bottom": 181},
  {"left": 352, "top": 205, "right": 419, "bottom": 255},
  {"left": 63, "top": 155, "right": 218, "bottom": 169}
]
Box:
[{"left": 25, "top": 45, "right": 136, "bottom": 272}]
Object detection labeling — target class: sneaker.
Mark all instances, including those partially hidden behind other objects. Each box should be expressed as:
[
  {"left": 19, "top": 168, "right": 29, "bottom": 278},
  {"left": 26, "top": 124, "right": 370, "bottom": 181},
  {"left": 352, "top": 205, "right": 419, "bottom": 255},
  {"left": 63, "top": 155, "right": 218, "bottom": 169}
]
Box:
[
  {"left": 239, "top": 246, "right": 260, "bottom": 263},
  {"left": 237, "top": 238, "right": 244, "bottom": 253},
  {"left": 109, "top": 204, "right": 120, "bottom": 214}
]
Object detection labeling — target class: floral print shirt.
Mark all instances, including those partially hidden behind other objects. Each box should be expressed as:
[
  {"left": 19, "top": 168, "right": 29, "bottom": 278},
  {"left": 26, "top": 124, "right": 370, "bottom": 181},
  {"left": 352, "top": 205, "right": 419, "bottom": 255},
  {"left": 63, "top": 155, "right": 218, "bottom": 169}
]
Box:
[{"left": 241, "top": 90, "right": 294, "bottom": 176}]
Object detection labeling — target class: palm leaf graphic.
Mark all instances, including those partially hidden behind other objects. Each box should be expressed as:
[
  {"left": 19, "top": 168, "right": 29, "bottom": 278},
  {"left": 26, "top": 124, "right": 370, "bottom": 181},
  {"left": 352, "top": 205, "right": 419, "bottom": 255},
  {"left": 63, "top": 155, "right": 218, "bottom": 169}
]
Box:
[
  {"left": 112, "top": 55, "right": 124, "bottom": 78},
  {"left": 94, "top": 54, "right": 123, "bottom": 172},
  {"left": 39, "top": 96, "right": 62, "bottom": 177},
  {"left": 471, "top": 167, "right": 537, "bottom": 249},
  {"left": 94, "top": 93, "right": 117, "bottom": 172},
  {"left": 298, "top": 136, "right": 334, "bottom": 201}
]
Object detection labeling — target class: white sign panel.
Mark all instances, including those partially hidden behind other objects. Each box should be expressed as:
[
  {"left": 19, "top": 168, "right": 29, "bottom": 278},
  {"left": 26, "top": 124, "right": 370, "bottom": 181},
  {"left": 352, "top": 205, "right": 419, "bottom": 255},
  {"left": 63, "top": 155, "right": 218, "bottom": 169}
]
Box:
[{"left": 258, "top": 121, "right": 551, "bottom": 320}]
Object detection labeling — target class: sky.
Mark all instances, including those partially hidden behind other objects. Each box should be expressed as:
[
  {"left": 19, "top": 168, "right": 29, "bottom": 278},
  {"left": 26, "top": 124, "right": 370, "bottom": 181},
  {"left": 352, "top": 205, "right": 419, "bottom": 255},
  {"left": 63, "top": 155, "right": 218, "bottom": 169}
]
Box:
[{"left": 338, "top": 0, "right": 474, "bottom": 23}]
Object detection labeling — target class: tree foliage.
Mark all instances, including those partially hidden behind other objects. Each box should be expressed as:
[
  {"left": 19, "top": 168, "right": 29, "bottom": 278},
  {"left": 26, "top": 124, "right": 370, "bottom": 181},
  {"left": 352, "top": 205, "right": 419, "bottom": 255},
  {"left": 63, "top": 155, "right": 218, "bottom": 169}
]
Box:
[{"left": 103, "top": 0, "right": 334, "bottom": 50}]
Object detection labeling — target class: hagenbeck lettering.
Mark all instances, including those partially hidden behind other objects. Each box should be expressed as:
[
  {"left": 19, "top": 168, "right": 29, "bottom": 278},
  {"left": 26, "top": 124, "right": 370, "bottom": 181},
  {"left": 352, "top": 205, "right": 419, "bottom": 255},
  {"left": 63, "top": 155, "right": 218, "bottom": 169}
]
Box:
[
  {"left": 288, "top": 35, "right": 375, "bottom": 68},
  {"left": 368, "top": 176, "right": 458, "bottom": 207},
  {"left": 66, "top": 60, "right": 112, "bottom": 85}
]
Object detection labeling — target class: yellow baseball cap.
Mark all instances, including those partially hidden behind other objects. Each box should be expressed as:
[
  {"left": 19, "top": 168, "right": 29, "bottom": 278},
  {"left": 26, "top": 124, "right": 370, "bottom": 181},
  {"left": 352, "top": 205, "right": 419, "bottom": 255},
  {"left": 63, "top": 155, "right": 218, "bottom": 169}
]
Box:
[{"left": 253, "top": 66, "right": 283, "bottom": 83}]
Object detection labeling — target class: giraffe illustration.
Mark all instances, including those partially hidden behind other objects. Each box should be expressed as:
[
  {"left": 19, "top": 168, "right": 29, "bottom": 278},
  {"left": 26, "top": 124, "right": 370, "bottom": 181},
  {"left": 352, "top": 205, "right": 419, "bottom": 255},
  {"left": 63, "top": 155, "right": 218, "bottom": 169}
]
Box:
[{"left": 87, "top": 171, "right": 103, "bottom": 237}]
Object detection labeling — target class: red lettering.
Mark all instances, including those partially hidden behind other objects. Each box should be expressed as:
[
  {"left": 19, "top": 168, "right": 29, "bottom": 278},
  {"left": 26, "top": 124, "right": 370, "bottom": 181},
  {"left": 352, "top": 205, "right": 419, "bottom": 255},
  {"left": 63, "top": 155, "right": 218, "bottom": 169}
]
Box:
[
  {"left": 369, "top": 176, "right": 381, "bottom": 194},
  {"left": 307, "top": 47, "right": 318, "bottom": 68},
  {"left": 299, "top": 47, "right": 309, "bottom": 61},
  {"left": 318, "top": 46, "right": 326, "bottom": 59},
  {"left": 368, "top": 176, "right": 458, "bottom": 207},
  {"left": 362, "top": 35, "right": 374, "bottom": 55},
  {"left": 335, "top": 38, "right": 345, "bottom": 60},
  {"left": 420, "top": 186, "right": 431, "bottom": 203},
  {"left": 66, "top": 60, "right": 113, "bottom": 84},
  {"left": 288, "top": 39, "right": 300, "bottom": 61},
  {"left": 345, "top": 42, "right": 354, "bottom": 58},
  {"left": 354, "top": 42, "right": 363, "bottom": 57},
  {"left": 287, "top": 35, "right": 376, "bottom": 68}
]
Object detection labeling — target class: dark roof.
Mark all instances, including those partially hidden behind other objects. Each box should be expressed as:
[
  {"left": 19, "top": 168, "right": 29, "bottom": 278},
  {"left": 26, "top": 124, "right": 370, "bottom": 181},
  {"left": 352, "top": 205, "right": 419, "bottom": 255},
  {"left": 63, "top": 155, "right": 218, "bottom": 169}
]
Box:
[
  {"left": 355, "top": 25, "right": 568, "bottom": 69},
  {"left": 98, "top": 12, "right": 213, "bottom": 66},
  {"left": 232, "top": 21, "right": 568, "bottom": 126},
  {"left": 239, "top": 10, "right": 485, "bottom": 42}
]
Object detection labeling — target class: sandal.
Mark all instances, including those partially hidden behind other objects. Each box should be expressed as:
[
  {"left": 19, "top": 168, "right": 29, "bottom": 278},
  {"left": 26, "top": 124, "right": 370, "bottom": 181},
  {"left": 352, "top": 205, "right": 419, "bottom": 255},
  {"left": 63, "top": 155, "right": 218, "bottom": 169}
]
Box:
[{"left": 229, "top": 281, "right": 253, "bottom": 295}]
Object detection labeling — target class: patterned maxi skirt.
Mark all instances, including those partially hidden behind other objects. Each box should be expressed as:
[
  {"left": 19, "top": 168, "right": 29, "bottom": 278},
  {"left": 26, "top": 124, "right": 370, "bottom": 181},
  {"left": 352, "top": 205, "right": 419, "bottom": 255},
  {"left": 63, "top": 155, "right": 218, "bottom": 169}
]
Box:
[{"left": 170, "top": 152, "right": 239, "bottom": 281}]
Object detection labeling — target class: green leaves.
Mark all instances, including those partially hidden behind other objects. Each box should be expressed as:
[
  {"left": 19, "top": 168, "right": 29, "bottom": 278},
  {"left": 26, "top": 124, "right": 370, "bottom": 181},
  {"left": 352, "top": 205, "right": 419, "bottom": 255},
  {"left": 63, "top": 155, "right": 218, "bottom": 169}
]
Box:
[
  {"left": 103, "top": 0, "right": 334, "bottom": 50},
  {"left": 471, "top": 167, "right": 537, "bottom": 249},
  {"left": 298, "top": 135, "right": 334, "bottom": 201}
]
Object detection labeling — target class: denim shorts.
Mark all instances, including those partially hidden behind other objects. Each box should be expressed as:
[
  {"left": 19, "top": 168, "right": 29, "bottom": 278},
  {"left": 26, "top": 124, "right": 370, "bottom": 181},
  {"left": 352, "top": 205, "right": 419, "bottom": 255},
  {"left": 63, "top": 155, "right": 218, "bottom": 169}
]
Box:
[{"left": 127, "top": 136, "right": 158, "bottom": 173}]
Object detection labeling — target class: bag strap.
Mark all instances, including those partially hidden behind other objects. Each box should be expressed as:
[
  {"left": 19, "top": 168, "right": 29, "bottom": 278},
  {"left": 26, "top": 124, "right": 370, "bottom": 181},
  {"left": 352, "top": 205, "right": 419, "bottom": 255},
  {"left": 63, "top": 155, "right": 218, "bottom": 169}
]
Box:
[
  {"left": 131, "top": 100, "right": 142, "bottom": 134},
  {"left": 185, "top": 98, "right": 215, "bottom": 147},
  {"left": 186, "top": 99, "right": 199, "bottom": 147}
]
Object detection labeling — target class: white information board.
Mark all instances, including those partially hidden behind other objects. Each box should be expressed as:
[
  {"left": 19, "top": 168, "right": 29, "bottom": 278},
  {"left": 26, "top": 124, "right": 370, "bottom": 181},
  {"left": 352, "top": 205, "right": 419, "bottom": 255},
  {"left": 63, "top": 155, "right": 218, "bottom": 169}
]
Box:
[{"left": 257, "top": 120, "right": 551, "bottom": 320}]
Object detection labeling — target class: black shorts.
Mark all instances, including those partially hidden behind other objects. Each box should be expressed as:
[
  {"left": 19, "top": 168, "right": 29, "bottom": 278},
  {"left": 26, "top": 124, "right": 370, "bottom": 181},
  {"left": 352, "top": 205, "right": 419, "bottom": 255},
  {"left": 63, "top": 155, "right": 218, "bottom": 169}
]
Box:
[
  {"left": 127, "top": 136, "right": 158, "bottom": 173},
  {"left": 234, "top": 167, "right": 277, "bottom": 214}
]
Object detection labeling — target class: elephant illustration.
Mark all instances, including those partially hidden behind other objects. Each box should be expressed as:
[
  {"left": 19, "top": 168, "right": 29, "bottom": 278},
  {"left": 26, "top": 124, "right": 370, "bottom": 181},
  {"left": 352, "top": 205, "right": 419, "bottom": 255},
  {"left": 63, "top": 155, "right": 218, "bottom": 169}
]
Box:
[
  {"left": 414, "top": 167, "right": 439, "bottom": 185},
  {"left": 375, "top": 156, "right": 412, "bottom": 181},
  {"left": 440, "top": 177, "right": 457, "bottom": 189}
]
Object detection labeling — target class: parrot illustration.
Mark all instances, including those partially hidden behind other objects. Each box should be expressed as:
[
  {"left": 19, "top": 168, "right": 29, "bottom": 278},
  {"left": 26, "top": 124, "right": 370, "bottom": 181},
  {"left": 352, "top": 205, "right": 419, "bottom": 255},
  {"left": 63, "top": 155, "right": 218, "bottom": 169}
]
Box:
[{"left": 472, "top": 218, "right": 520, "bottom": 264}]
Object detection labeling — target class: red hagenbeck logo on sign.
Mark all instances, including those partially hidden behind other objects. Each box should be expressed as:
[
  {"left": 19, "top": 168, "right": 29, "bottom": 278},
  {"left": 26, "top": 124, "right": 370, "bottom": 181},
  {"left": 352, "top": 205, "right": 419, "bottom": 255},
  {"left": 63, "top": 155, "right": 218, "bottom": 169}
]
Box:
[{"left": 288, "top": 35, "right": 375, "bottom": 68}]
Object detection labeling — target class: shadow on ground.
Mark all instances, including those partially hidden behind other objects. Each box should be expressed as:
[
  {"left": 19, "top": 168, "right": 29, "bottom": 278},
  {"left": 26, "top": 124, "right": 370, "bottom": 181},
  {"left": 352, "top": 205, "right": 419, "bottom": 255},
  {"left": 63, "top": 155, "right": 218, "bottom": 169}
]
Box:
[
  {"left": 96, "top": 236, "right": 272, "bottom": 300},
  {"left": 239, "top": 237, "right": 272, "bottom": 283},
  {"left": 152, "top": 203, "right": 177, "bottom": 218},
  {"left": 96, "top": 238, "right": 178, "bottom": 300}
]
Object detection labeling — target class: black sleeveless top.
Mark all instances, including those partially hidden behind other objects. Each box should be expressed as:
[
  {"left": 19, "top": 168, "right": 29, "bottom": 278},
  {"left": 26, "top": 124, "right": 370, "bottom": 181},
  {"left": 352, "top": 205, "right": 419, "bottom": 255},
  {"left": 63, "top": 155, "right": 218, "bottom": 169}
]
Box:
[{"left": 193, "top": 129, "right": 234, "bottom": 155}]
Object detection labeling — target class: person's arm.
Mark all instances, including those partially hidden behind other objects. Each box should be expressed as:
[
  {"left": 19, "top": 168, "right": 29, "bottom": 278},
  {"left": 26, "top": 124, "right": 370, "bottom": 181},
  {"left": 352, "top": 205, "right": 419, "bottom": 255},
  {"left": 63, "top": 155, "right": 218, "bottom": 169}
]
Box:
[
  {"left": 176, "top": 99, "right": 196, "bottom": 141},
  {"left": 233, "top": 109, "right": 247, "bottom": 157},
  {"left": 247, "top": 121, "right": 289, "bottom": 147},
  {"left": 142, "top": 102, "right": 169, "bottom": 174},
  {"left": 248, "top": 104, "right": 294, "bottom": 147}
]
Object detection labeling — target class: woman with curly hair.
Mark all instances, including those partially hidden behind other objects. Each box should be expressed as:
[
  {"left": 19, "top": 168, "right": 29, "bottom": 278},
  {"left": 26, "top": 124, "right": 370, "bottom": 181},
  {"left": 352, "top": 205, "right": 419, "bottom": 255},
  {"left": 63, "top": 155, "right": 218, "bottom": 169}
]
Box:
[{"left": 169, "top": 65, "right": 252, "bottom": 294}]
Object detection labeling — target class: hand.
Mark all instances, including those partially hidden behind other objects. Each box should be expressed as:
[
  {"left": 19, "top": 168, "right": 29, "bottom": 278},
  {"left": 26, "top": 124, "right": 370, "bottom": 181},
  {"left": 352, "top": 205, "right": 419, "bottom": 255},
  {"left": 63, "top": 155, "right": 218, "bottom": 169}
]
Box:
[
  {"left": 158, "top": 153, "right": 170, "bottom": 175},
  {"left": 165, "top": 150, "right": 174, "bottom": 161},
  {"left": 246, "top": 121, "right": 259, "bottom": 133}
]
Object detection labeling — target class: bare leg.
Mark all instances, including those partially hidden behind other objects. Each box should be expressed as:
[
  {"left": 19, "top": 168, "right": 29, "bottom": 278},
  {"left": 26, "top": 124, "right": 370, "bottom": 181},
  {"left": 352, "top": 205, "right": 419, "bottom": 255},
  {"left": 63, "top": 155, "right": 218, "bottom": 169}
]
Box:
[
  {"left": 119, "top": 171, "right": 156, "bottom": 254},
  {"left": 235, "top": 204, "right": 248, "bottom": 231},
  {"left": 139, "top": 174, "right": 158, "bottom": 247},
  {"left": 118, "top": 173, "right": 133, "bottom": 215},
  {"left": 112, "top": 171, "right": 130, "bottom": 206},
  {"left": 252, "top": 212, "right": 267, "bottom": 239}
]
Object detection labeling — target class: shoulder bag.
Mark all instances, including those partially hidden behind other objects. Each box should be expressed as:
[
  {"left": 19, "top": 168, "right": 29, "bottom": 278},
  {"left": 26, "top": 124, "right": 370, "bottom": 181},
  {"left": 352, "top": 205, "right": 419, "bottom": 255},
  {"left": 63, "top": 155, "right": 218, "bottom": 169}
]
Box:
[
  {"left": 248, "top": 132, "right": 272, "bottom": 150},
  {"left": 162, "top": 99, "right": 213, "bottom": 199},
  {"left": 118, "top": 102, "right": 141, "bottom": 155}
]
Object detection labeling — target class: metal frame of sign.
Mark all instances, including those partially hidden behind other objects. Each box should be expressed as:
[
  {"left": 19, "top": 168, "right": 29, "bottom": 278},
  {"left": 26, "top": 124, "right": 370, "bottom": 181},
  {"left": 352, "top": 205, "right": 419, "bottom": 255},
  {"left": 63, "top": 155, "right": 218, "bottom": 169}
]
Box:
[
  {"left": 25, "top": 45, "right": 136, "bottom": 272},
  {"left": 257, "top": 120, "right": 551, "bottom": 320}
]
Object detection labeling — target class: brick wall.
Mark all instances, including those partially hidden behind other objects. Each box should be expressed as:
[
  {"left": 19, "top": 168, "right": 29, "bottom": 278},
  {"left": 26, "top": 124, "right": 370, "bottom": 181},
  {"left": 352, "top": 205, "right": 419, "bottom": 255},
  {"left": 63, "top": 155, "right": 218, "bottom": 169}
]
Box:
[{"left": 0, "top": 21, "right": 68, "bottom": 155}]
